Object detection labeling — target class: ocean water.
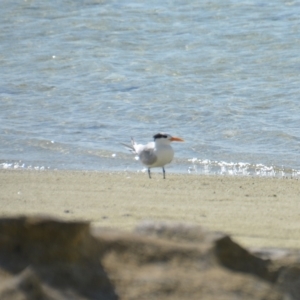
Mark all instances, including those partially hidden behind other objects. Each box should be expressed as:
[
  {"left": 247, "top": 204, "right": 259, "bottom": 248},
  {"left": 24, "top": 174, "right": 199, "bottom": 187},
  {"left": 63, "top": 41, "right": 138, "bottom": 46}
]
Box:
[{"left": 1, "top": 0, "right": 300, "bottom": 177}]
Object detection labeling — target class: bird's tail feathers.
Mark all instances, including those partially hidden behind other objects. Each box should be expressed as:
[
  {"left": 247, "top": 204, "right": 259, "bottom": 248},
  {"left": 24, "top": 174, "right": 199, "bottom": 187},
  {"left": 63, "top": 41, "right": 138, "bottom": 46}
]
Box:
[
  {"left": 120, "top": 137, "right": 138, "bottom": 154},
  {"left": 131, "top": 137, "right": 137, "bottom": 147},
  {"left": 120, "top": 142, "right": 135, "bottom": 153}
]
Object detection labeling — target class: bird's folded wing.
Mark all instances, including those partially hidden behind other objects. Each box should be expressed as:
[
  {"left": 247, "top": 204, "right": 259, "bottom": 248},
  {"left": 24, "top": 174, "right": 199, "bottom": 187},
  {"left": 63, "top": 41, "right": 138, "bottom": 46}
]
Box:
[{"left": 139, "top": 145, "right": 157, "bottom": 166}]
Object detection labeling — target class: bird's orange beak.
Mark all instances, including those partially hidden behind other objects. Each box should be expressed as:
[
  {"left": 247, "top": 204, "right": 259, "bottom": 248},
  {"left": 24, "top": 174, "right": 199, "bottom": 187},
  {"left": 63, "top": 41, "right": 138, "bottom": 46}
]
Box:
[{"left": 170, "top": 136, "right": 184, "bottom": 142}]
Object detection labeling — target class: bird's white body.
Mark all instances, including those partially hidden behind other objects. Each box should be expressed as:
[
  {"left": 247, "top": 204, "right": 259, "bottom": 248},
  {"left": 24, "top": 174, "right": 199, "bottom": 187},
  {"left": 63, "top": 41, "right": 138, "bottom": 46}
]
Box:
[
  {"left": 121, "top": 133, "right": 183, "bottom": 179},
  {"left": 133, "top": 139, "right": 174, "bottom": 168}
]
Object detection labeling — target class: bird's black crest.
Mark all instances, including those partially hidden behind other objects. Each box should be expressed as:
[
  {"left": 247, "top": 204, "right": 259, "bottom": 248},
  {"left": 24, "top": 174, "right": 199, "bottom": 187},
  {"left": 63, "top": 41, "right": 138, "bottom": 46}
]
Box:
[{"left": 153, "top": 133, "right": 168, "bottom": 140}]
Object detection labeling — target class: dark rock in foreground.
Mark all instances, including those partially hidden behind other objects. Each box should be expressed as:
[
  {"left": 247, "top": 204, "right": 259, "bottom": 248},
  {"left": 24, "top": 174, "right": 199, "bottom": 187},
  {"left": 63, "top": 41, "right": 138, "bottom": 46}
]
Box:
[{"left": 0, "top": 217, "right": 299, "bottom": 299}]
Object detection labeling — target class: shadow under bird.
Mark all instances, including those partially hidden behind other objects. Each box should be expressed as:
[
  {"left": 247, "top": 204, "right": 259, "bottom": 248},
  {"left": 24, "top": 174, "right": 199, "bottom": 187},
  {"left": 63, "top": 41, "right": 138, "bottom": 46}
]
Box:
[{"left": 121, "top": 133, "right": 184, "bottom": 179}]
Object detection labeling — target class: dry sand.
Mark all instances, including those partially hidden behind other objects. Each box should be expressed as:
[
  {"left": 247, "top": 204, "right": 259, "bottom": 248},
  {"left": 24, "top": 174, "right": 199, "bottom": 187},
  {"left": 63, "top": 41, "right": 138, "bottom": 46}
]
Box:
[{"left": 1, "top": 169, "right": 300, "bottom": 250}]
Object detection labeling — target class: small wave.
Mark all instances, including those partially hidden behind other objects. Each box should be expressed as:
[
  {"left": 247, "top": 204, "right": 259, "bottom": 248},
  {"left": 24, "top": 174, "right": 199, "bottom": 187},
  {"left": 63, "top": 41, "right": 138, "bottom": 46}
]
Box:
[
  {"left": 0, "top": 161, "right": 49, "bottom": 171},
  {"left": 187, "top": 158, "right": 300, "bottom": 178}
]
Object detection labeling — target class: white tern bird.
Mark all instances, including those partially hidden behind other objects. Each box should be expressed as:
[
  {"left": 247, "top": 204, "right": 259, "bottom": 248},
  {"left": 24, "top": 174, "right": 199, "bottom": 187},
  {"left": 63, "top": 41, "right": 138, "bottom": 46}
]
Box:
[{"left": 121, "top": 133, "right": 184, "bottom": 179}]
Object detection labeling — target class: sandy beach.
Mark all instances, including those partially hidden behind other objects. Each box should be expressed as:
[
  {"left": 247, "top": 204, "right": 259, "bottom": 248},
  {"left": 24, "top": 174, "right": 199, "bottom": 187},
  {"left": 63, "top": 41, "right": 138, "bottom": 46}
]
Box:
[{"left": 1, "top": 169, "right": 300, "bottom": 250}]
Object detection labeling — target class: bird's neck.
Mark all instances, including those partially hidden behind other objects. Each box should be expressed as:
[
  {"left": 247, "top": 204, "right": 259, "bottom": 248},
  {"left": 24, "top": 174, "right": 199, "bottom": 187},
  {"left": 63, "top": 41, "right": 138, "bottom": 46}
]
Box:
[{"left": 155, "top": 140, "right": 171, "bottom": 147}]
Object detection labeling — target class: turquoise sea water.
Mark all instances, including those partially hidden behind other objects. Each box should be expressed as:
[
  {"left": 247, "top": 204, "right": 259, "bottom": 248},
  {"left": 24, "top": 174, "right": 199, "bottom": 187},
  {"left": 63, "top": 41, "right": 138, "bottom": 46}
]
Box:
[{"left": 1, "top": 1, "right": 300, "bottom": 177}]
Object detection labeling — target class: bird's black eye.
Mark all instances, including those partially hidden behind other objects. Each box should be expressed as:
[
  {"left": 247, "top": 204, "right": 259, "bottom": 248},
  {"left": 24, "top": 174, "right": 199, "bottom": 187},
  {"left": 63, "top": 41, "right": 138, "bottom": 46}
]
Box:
[{"left": 153, "top": 133, "right": 168, "bottom": 140}]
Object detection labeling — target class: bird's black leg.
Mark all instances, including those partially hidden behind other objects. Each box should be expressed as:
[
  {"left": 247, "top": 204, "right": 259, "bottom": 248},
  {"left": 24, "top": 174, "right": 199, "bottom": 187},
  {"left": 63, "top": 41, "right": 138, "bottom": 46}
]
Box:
[
  {"left": 148, "top": 168, "right": 151, "bottom": 179},
  {"left": 162, "top": 167, "right": 166, "bottom": 179}
]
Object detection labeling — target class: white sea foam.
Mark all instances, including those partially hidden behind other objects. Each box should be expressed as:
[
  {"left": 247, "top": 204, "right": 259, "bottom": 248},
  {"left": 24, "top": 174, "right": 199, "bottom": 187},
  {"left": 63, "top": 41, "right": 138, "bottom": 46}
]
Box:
[
  {"left": 0, "top": 162, "right": 49, "bottom": 171},
  {"left": 187, "top": 158, "right": 299, "bottom": 178}
]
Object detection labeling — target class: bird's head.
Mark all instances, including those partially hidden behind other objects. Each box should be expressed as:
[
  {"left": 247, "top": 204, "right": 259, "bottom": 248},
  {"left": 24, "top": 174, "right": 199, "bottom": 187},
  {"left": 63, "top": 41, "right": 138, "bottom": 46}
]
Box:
[{"left": 153, "top": 133, "right": 184, "bottom": 144}]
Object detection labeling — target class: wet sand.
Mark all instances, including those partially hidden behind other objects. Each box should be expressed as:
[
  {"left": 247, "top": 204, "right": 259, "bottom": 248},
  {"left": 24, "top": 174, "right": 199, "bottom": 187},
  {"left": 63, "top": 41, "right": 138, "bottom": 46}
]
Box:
[{"left": 1, "top": 169, "right": 300, "bottom": 249}]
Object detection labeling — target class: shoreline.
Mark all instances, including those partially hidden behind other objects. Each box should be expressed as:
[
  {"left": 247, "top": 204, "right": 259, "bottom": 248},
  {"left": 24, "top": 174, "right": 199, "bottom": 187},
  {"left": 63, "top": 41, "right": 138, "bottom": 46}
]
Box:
[
  {"left": 2, "top": 157, "right": 300, "bottom": 179},
  {"left": 1, "top": 169, "right": 300, "bottom": 250}
]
